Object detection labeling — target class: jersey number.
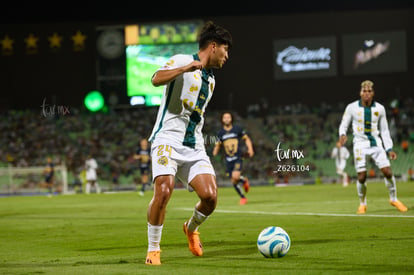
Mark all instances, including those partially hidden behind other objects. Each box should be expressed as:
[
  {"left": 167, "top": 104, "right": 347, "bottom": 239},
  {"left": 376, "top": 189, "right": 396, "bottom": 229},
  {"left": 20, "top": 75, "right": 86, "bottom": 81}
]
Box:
[{"left": 157, "top": 145, "right": 172, "bottom": 157}]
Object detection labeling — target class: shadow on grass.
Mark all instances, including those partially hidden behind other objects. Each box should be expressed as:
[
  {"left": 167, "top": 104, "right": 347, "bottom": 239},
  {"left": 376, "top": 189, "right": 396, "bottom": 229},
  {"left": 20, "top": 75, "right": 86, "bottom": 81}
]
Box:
[
  {"left": 295, "top": 236, "right": 414, "bottom": 246},
  {"left": 78, "top": 245, "right": 143, "bottom": 252},
  {"left": 0, "top": 258, "right": 140, "bottom": 269}
]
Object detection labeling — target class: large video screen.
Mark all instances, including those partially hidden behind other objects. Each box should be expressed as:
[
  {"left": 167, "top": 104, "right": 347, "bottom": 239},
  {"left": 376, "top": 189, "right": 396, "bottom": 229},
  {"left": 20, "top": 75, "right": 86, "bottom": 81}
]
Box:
[
  {"left": 273, "top": 36, "right": 337, "bottom": 80},
  {"left": 342, "top": 31, "right": 407, "bottom": 75},
  {"left": 126, "top": 43, "right": 198, "bottom": 106}
]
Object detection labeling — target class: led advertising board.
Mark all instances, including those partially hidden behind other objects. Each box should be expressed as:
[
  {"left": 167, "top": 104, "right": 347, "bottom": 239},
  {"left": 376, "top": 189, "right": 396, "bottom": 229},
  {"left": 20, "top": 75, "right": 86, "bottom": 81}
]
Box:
[{"left": 273, "top": 36, "right": 337, "bottom": 80}]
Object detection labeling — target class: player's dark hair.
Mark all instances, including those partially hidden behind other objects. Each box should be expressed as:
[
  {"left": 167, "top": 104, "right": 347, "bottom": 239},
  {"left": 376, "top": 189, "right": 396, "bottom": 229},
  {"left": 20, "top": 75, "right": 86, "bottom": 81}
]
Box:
[
  {"left": 198, "top": 21, "right": 232, "bottom": 50},
  {"left": 220, "top": 111, "right": 233, "bottom": 125}
]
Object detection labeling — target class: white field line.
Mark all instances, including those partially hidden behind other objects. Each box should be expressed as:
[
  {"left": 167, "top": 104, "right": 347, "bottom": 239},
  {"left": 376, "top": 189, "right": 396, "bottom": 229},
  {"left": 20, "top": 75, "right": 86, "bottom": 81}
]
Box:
[{"left": 176, "top": 207, "right": 414, "bottom": 218}]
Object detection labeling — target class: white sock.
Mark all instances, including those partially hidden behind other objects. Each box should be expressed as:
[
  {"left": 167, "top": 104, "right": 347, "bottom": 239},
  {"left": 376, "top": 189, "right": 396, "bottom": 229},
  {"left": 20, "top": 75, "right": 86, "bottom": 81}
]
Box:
[
  {"left": 95, "top": 182, "right": 101, "bottom": 194},
  {"left": 85, "top": 183, "right": 91, "bottom": 194},
  {"left": 147, "top": 223, "right": 163, "bottom": 252},
  {"left": 357, "top": 181, "right": 367, "bottom": 205},
  {"left": 342, "top": 172, "right": 348, "bottom": 185},
  {"left": 384, "top": 176, "right": 397, "bottom": 202},
  {"left": 187, "top": 208, "right": 208, "bottom": 232}
]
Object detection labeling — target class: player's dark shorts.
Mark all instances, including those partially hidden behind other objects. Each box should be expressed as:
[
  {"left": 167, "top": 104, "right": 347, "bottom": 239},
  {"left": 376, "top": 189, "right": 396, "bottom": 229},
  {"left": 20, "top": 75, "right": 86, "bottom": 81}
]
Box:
[
  {"left": 140, "top": 166, "right": 150, "bottom": 175},
  {"left": 225, "top": 159, "right": 243, "bottom": 178}
]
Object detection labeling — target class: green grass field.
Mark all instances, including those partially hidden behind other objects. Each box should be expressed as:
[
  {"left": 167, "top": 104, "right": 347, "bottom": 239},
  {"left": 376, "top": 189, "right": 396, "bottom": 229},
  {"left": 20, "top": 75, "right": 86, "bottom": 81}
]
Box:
[{"left": 1, "top": 182, "right": 413, "bottom": 275}]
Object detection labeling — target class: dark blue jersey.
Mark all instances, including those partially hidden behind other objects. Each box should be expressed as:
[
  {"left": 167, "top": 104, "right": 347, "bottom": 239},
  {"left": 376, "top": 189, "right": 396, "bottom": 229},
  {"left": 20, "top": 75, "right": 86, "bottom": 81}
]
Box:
[
  {"left": 44, "top": 163, "right": 54, "bottom": 177},
  {"left": 44, "top": 162, "right": 54, "bottom": 182},
  {"left": 217, "top": 125, "right": 247, "bottom": 162},
  {"left": 136, "top": 147, "right": 151, "bottom": 169}
]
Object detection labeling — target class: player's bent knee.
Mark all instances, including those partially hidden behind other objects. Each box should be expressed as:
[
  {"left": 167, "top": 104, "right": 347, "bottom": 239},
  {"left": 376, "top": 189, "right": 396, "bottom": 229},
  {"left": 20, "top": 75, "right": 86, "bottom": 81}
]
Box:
[
  {"left": 198, "top": 185, "right": 217, "bottom": 201},
  {"left": 357, "top": 175, "right": 366, "bottom": 183},
  {"left": 231, "top": 177, "right": 240, "bottom": 184},
  {"left": 200, "top": 195, "right": 217, "bottom": 215},
  {"left": 198, "top": 188, "right": 217, "bottom": 212},
  {"left": 380, "top": 167, "right": 392, "bottom": 178},
  {"left": 205, "top": 192, "right": 217, "bottom": 203}
]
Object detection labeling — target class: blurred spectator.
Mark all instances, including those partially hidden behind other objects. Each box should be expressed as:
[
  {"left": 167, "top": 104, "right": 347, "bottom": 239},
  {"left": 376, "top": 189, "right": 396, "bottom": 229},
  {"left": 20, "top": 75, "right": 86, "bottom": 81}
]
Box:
[
  {"left": 331, "top": 141, "right": 350, "bottom": 187},
  {"left": 408, "top": 167, "right": 414, "bottom": 181},
  {"left": 42, "top": 157, "right": 55, "bottom": 197},
  {"left": 85, "top": 152, "right": 101, "bottom": 194},
  {"left": 401, "top": 140, "right": 409, "bottom": 153},
  {"left": 1, "top": 99, "right": 413, "bottom": 187},
  {"left": 368, "top": 167, "right": 376, "bottom": 178}
]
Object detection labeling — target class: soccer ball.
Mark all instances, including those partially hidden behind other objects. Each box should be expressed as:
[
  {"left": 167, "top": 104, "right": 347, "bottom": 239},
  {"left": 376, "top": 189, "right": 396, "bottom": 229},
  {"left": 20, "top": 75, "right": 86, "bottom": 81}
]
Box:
[{"left": 257, "top": 226, "right": 291, "bottom": 258}]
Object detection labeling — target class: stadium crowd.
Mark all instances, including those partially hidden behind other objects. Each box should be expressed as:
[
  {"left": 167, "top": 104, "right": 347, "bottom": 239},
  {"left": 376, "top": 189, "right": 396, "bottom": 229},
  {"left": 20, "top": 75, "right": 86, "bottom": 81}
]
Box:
[{"left": 0, "top": 97, "right": 413, "bottom": 191}]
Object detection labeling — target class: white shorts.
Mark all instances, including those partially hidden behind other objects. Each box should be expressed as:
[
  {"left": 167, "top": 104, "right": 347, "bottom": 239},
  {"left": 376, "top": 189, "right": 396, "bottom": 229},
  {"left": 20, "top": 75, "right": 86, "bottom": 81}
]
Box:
[
  {"left": 353, "top": 146, "right": 391, "bottom": 173},
  {"left": 151, "top": 140, "right": 215, "bottom": 186},
  {"left": 86, "top": 170, "right": 97, "bottom": 181},
  {"left": 335, "top": 160, "right": 347, "bottom": 172},
  {"left": 336, "top": 167, "right": 345, "bottom": 174}
]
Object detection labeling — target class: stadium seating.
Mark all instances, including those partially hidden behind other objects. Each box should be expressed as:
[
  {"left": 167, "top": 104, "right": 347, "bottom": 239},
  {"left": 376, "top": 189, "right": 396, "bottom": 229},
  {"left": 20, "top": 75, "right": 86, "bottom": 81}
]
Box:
[{"left": 0, "top": 100, "right": 413, "bottom": 193}]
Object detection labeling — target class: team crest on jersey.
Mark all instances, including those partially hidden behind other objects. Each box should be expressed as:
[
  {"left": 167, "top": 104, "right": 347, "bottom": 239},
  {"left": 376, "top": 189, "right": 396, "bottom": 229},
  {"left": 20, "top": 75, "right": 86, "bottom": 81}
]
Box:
[
  {"left": 157, "top": 156, "right": 169, "bottom": 166},
  {"left": 210, "top": 83, "right": 214, "bottom": 91},
  {"left": 374, "top": 111, "right": 379, "bottom": 116},
  {"left": 189, "top": 85, "right": 198, "bottom": 92},
  {"left": 183, "top": 98, "right": 194, "bottom": 109}
]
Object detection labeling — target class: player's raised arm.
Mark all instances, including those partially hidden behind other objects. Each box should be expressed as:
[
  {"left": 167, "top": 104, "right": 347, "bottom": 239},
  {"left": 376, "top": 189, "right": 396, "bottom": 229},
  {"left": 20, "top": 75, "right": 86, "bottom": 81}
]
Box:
[{"left": 151, "top": 61, "right": 203, "bottom": 87}]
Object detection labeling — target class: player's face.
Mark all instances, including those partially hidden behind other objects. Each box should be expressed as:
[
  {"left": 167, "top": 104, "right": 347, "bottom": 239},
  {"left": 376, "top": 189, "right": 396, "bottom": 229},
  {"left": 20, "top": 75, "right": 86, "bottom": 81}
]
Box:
[
  {"left": 211, "top": 43, "right": 229, "bottom": 69},
  {"left": 222, "top": 113, "right": 232, "bottom": 126},
  {"left": 140, "top": 139, "right": 148, "bottom": 149},
  {"left": 360, "top": 87, "right": 374, "bottom": 102}
]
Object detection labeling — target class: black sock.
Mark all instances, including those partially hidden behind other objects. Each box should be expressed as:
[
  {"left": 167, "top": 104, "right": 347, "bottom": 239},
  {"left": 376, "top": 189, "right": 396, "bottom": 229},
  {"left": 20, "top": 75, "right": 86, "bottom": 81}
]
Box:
[{"left": 233, "top": 183, "right": 244, "bottom": 198}]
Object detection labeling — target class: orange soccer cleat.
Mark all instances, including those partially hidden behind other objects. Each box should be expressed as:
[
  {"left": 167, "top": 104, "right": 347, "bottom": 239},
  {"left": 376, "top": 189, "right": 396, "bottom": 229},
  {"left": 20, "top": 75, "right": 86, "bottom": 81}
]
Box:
[
  {"left": 145, "top": 250, "right": 161, "bottom": 265},
  {"left": 356, "top": 204, "right": 367, "bottom": 214},
  {"left": 183, "top": 221, "right": 203, "bottom": 256},
  {"left": 390, "top": 200, "right": 408, "bottom": 212},
  {"left": 239, "top": 197, "right": 248, "bottom": 205}
]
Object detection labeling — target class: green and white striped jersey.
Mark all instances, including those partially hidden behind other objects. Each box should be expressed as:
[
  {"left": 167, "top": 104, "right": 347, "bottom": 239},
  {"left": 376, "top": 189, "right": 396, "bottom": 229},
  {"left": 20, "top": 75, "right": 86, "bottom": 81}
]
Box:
[
  {"left": 149, "top": 53, "right": 215, "bottom": 150},
  {"left": 339, "top": 100, "right": 393, "bottom": 151}
]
